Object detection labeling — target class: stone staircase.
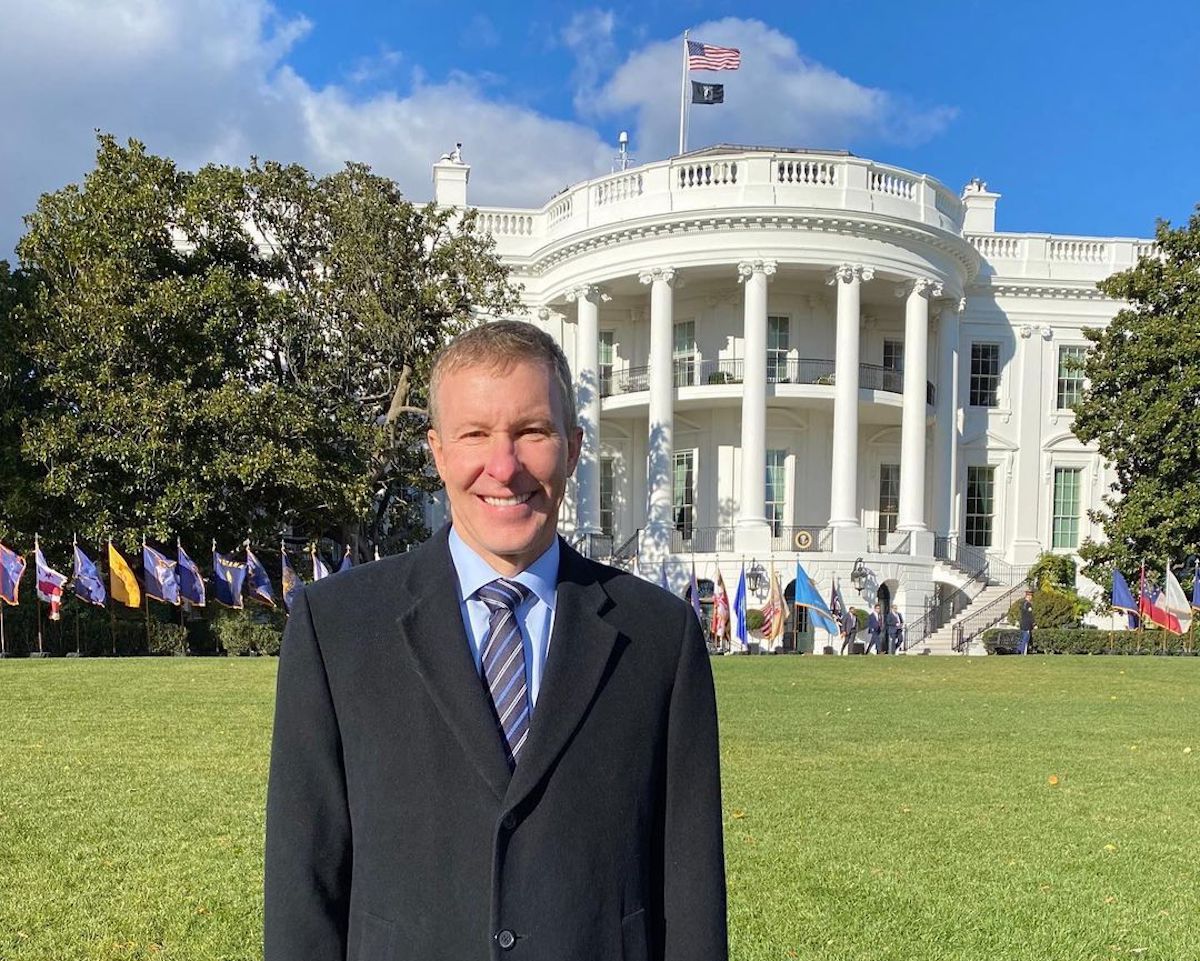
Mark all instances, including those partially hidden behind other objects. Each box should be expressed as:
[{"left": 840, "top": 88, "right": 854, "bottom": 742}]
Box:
[{"left": 905, "top": 581, "right": 1014, "bottom": 655}]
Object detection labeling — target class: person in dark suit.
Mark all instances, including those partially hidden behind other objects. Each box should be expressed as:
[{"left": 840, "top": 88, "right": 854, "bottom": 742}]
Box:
[
  {"left": 839, "top": 603, "right": 858, "bottom": 654},
  {"left": 1019, "top": 589, "right": 1035, "bottom": 654},
  {"left": 264, "top": 320, "right": 727, "bottom": 961},
  {"left": 886, "top": 607, "right": 904, "bottom": 654},
  {"left": 865, "top": 602, "right": 883, "bottom": 654}
]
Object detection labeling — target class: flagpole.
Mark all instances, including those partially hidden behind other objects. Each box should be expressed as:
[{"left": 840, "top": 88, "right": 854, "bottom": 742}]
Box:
[
  {"left": 34, "top": 532, "right": 45, "bottom": 652},
  {"left": 107, "top": 538, "right": 117, "bottom": 656},
  {"left": 678, "top": 30, "right": 689, "bottom": 155}
]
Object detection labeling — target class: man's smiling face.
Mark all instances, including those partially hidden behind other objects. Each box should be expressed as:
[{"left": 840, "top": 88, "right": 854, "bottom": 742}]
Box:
[{"left": 428, "top": 358, "right": 582, "bottom": 576}]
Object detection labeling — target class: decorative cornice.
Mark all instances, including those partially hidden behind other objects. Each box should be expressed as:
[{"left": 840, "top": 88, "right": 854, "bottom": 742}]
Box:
[
  {"left": 1019, "top": 324, "right": 1053, "bottom": 340},
  {"left": 506, "top": 211, "right": 980, "bottom": 283},
  {"left": 974, "top": 282, "right": 1115, "bottom": 302},
  {"left": 736, "top": 259, "right": 778, "bottom": 282}
]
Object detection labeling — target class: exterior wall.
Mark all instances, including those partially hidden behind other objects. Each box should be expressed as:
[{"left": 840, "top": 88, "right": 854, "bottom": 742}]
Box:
[{"left": 426, "top": 148, "right": 1145, "bottom": 644}]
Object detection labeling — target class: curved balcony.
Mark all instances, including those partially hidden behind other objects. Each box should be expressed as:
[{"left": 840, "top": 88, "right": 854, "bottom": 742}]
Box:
[{"left": 602, "top": 358, "right": 934, "bottom": 405}]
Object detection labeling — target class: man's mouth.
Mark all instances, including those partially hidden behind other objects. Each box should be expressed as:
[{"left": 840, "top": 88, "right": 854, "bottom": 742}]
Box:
[{"left": 481, "top": 492, "right": 535, "bottom": 507}]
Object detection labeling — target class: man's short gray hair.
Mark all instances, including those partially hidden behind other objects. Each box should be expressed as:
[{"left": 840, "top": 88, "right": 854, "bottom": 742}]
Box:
[{"left": 429, "top": 320, "right": 577, "bottom": 434}]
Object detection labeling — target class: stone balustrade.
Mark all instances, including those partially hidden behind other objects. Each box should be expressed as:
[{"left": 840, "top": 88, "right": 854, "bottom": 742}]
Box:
[
  {"left": 471, "top": 148, "right": 969, "bottom": 255},
  {"left": 966, "top": 231, "right": 1157, "bottom": 283}
]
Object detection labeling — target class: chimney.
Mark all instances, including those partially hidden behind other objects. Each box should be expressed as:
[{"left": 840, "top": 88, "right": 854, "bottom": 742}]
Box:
[
  {"left": 961, "top": 178, "right": 1000, "bottom": 233},
  {"left": 432, "top": 143, "right": 470, "bottom": 207}
]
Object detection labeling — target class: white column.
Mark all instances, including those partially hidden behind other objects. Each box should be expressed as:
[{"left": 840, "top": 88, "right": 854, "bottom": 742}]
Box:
[
  {"left": 932, "top": 300, "right": 962, "bottom": 539},
  {"left": 736, "top": 259, "right": 776, "bottom": 552},
  {"left": 827, "top": 264, "right": 873, "bottom": 529},
  {"left": 898, "top": 278, "right": 941, "bottom": 539},
  {"left": 639, "top": 267, "right": 676, "bottom": 552},
  {"left": 567, "top": 285, "right": 604, "bottom": 536},
  {"left": 1012, "top": 323, "right": 1051, "bottom": 564}
]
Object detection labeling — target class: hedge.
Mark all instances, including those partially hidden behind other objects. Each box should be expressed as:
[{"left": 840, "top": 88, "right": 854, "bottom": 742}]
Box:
[{"left": 982, "top": 628, "right": 1198, "bottom": 655}]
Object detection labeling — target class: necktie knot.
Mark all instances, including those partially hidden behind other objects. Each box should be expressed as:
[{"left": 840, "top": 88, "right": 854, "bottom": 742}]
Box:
[{"left": 477, "top": 578, "right": 530, "bottom": 613}]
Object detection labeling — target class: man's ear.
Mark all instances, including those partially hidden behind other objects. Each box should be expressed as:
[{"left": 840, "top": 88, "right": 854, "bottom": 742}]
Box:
[{"left": 427, "top": 428, "right": 447, "bottom": 481}]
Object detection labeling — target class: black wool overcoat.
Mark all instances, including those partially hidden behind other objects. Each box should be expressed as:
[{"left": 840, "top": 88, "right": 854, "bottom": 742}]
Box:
[{"left": 264, "top": 528, "right": 727, "bottom": 961}]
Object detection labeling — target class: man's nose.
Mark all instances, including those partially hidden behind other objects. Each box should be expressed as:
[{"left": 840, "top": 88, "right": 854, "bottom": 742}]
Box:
[{"left": 484, "top": 435, "right": 521, "bottom": 482}]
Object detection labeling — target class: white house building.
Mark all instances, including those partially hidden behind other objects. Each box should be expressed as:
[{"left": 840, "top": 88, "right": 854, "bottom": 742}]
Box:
[{"left": 427, "top": 145, "right": 1147, "bottom": 653}]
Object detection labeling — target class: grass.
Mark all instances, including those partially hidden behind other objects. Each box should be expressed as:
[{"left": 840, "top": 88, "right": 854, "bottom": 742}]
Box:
[{"left": 1, "top": 656, "right": 1197, "bottom": 960}]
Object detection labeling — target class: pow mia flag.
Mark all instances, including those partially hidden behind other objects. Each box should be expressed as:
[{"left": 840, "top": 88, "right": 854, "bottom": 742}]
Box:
[{"left": 691, "top": 80, "right": 725, "bottom": 105}]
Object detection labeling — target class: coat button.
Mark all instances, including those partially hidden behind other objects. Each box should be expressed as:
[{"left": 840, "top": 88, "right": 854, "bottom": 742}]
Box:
[
  {"left": 501, "top": 812, "right": 517, "bottom": 830},
  {"left": 496, "top": 929, "right": 516, "bottom": 950}
]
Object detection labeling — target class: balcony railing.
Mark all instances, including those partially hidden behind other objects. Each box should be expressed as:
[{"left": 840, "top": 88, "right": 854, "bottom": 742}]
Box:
[{"left": 604, "top": 357, "right": 935, "bottom": 401}]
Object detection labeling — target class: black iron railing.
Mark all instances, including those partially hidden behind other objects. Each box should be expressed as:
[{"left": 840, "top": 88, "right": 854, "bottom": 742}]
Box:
[{"left": 670, "top": 527, "right": 737, "bottom": 554}]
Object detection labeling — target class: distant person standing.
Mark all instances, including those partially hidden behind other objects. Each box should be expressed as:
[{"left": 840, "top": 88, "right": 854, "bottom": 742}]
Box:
[
  {"left": 1019, "top": 589, "right": 1035, "bottom": 654},
  {"left": 885, "top": 607, "right": 903, "bottom": 655},
  {"left": 839, "top": 604, "right": 859, "bottom": 654},
  {"left": 866, "top": 603, "right": 883, "bottom": 654}
]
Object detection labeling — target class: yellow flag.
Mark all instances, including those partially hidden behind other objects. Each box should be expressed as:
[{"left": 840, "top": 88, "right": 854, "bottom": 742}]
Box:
[{"left": 108, "top": 542, "right": 141, "bottom": 608}]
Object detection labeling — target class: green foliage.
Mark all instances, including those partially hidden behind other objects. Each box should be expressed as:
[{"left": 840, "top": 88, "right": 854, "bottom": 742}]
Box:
[
  {"left": 983, "top": 627, "right": 1195, "bottom": 655},
  {"left": 1027, "top": 551, "right": 1077, "bottom": 591},
  {"left": 1073, "top": 210, "right": 1200, "bottom": 586},
  {"left": 1006, "top": 585, "right": 1091, "bottom": 629},
  {"left": 147, "top": 619, "right": 189, "bottom": 656},
  {"left": 210, "top": 607, "right": 283, "bottom": 656},
  {"left": 7, "top": 135, "right": 519, "bottom": 556},
  {"left": 745, "top": 608, "right": 765, "bottom": 632}
]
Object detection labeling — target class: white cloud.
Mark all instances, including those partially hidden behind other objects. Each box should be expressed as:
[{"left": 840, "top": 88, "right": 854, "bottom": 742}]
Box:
[
  {"left": 588, "top": 17, "right": 957, "bottom": 161},
  {"left": 0, "top": 5, "right": 955, "bottom": 260},
  {"left": 0, "top": 0, "right": 611, "bottom": 258}
]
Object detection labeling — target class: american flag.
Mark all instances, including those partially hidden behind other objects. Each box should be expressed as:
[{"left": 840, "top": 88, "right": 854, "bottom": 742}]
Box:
[{"left": 687, "top": 39, "right": 741, "bottom": 71}]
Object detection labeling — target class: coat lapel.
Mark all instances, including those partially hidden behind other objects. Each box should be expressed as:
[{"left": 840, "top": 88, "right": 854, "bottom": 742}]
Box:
[
  {"left": 395, "top": 532, "right": 512, "bottom": 801},
  {"left": 504, "top": 543, "right": 620, "bottom": 810}
]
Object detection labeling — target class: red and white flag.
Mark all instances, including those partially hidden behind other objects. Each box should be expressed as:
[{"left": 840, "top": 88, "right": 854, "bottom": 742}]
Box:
[
  {"left": 1163, "top": 563, "right": 1193, "bottom": 635},
  {"left": 687, "top": 39, "right": 741, "bottom": 71},
  {"left": 35, "top": 547, "right": 67, "bottom": 620}
]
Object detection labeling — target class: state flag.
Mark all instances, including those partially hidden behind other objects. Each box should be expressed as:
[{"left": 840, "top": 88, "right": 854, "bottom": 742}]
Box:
[
  {"left": 108, "top": 541, "right": 141, "bottom": 609},
  {"left": 177, "top": 543, "right": 206, "bottom": 607},
  {"left": 0, "top": 543, "right": 27, "bottom": 606},
  {"left": 282, "top": 548, "right": 303, "bottom": 613},
  {"left": 212, "top": 548, "right": 246, "bottom": 609},
  {"left": 337, "top": 546, "right": 354, "bottom": 574},
  {"left": 72, "top": 544, "right": 107, "bottom": 607},
  {"left": 246, "top": 547, "right": 275, "bottom": 608},
  {"left": 35, "top": 547, "right": 67, "bottom": 620},
  {"left": 143, "top": 543, "right": 180, "bottom": 605}
]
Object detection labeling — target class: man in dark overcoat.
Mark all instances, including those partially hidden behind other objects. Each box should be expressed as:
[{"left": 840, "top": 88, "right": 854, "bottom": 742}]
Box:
[{"left": 264, "top": 320, "right": 727, "bottom": 961}]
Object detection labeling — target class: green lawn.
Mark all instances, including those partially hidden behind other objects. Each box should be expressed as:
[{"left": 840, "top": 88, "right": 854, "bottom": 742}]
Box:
[{"left": 1, "top": 656, "right": 1197, "bottom": 960}]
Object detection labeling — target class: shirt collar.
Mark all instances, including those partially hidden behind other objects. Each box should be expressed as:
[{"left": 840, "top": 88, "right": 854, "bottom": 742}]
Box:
[{"left": 448, "top": 527, "right": 559, "bottom": 611}]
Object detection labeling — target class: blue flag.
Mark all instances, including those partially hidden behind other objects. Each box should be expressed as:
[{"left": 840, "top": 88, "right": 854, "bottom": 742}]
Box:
[
  {"left": 72, "top": 544, "right": 107, "bottom": 607},
  {"left": 0, "top": 543, "right": 26, "bottom": 605},
  {"left": 282, "top": 549, "right": 303, "bottom": 613},
  {"left": 1192, "top": 561, "right": 1200, "bottom": 614},
  {"left": 246, "top": 547, "right": 275, "bottom": 608},
  {"left": 143, "top": 543, "right": 180, "bottom": 605},
  {"left": 733, "top": 565, "right": 748, "bottom": 651},
  {"left": 1112, "top": 569, "right": 1139, "bottom": 629},
  {"left": 311, "top": 547, "right": 331, "bottom": 581},
  {"left": 212, "top": 549, "right": 246, "bottom": 609},
  {"left": 338, "top": 546, "right": 354, "bottom": 574},
  {"left": 177, "top": 543, "right": 206, "bottom": 606},
  {"left": 794, "top": 560, "right": 838, "bottom": 634}
]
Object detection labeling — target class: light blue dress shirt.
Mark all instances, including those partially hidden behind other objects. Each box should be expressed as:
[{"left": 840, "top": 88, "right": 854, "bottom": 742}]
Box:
[{"left": 447, "top": 528, "right": 558, "bottom": 708}]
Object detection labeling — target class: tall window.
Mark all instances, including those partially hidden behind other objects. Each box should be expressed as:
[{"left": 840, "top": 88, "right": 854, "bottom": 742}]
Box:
[
  {"left": 1056, "top": 345, "right": 1086, "bottom": 410},
  {"left": 672, "top": 450, "right": 695, "bottom": 539},
  {"left": 599, "top": 331, "right": 615, "bottom": 397},
  {"left": 965, "top": 465, "right": 996, "bottom": 547},
  {"left": 599, "top": 456, "right": 615, "bottom": 536},
  {"left": 673, "top": 321, "right": 696, "bottom": 387},
  {"left": 883, "top": 339, "right": 904, "bottom": 372},
  {"left": 765, "top": 450, "right": 787, "bottom": 535},
  {"left": 878, "top": 464, "right": 900, "bottom": 547},
  {"left": 969, "top": 343, "right": 1000, "bottom": 407},
  {"left": 1052, "top": 467, "right": 1081, "bottom": 549},
  {"left": 767, "top": 316, "right": 790, "bottom": 383}
]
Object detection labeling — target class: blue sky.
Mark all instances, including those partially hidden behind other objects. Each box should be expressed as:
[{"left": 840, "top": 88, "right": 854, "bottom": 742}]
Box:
[{"left": 1, "top": 0, "right": 1197, "bottom": 259}]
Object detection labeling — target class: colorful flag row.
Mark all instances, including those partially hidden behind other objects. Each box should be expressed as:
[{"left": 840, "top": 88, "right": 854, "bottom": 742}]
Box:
[
  {"left": 1110, "top": 560, "right": 1197, "bottom": 635},
  {"left": 657, "top": 558, "right": 839, "bottom": 651},
  {"left": 0, "top": 538, "right": 363, "bottom": 617}
]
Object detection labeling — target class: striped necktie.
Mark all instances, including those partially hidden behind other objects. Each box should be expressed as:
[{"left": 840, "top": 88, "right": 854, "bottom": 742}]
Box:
[{"left": 477, "top": 578, "right": 532, "bottom": 767}]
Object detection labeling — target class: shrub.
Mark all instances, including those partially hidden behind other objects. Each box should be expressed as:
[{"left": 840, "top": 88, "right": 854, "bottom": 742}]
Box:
[
  {"left": 745, "top": 609, "right": 765, "bottom": 633},
  {"left": 1028, "top": 552, "right": 1078, "bottom": 591},
  {"left": 982, "top": 627, "right": 1194, "bottom": 655},
  {"left": 211, "top": 609, "right": 284, "bottom": 656},
  {"left": 1007, "top": 586, "right": 1089, "bottom": 629},
  {"left": 850, "top": 607, "right": 869, "bottom": 630},
  {"left": 147, "top": 620, "right": 189, "bottom": 656}
]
